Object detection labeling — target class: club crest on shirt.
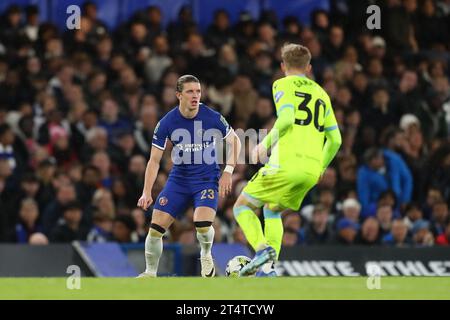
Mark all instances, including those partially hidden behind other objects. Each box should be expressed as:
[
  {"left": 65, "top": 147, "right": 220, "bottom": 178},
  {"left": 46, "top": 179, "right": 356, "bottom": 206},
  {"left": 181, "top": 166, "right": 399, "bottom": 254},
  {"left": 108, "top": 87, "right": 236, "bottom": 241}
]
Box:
[{"left": 159, "top": 196, "right": 168, "bottom": 206}]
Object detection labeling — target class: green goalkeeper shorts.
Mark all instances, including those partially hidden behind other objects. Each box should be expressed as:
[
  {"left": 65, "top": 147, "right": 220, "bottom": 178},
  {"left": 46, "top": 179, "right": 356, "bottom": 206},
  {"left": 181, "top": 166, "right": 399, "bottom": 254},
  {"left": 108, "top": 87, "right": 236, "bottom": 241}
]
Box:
[{"left": 242, "top": 164, "right": 320, "bottom": 211}]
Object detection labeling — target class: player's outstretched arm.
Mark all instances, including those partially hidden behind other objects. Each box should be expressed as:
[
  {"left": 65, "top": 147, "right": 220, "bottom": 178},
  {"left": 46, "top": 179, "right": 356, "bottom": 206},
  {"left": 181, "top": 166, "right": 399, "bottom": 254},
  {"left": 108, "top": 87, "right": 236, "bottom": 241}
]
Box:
[
  {"left": 219, "top": 130, "right": 241, "bottom": 198},
  {"left": 321, "top": 127, "right": 342, "bottom": 175},
  {"left": 137, "top": 146, "right": 164, "bottom": 210},
  {"left": 252, "top": 107, "right": 295, "bottom": 163}
]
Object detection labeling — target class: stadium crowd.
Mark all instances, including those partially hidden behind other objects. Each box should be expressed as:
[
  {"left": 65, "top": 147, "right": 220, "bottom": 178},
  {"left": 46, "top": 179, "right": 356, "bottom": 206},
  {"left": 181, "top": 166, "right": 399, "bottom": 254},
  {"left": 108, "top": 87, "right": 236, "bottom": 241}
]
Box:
[{"left": 0, "top": 0, "right": 449, "bottom": 248}]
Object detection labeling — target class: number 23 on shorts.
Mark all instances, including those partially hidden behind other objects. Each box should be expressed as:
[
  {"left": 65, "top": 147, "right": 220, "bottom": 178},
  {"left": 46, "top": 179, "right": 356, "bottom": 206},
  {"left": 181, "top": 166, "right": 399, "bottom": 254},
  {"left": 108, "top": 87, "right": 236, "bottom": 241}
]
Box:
[{"left": 200, "top": 189, "right": 215, "bottom": 199}]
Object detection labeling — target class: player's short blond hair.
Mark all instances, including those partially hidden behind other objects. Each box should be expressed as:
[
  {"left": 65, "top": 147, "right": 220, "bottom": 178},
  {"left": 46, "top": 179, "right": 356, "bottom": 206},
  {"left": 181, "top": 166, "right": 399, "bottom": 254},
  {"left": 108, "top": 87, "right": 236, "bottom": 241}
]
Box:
[{"left": 281, "top": 43, "right": 311, "bottom": 70}]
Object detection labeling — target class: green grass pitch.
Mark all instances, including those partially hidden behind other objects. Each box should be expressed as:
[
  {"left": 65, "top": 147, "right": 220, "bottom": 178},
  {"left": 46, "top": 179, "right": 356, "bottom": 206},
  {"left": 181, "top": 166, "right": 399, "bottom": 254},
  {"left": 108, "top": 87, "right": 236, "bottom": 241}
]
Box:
[{"left": 0, "top": 277, "right": 449, "bottom": 300}]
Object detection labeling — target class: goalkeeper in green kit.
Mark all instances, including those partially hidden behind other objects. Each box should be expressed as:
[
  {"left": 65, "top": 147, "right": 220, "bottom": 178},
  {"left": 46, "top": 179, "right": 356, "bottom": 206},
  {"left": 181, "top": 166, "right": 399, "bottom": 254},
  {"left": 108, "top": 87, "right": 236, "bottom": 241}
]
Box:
[{"left": 233, "top": 43, "right": 342, "bottom": 276}]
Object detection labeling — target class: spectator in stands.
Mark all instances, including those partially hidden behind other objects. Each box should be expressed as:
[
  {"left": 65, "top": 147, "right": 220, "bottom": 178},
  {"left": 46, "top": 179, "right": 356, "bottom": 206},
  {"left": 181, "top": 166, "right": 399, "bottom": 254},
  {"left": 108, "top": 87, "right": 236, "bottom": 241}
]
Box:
[
  {"left": 134, "top": 100, "right": 158, "bottom": 154},
  {"left": 14, "top": 198, "right": 42, "bottom": 243},
  {"left": 416, "top": 0, "right": 448, "bottom": 49},
  {"left": 112, "top": 215, "right": 138, "bottom": 243},
  {"left": 426, "top": 144, "right": 450, "bottom": 204},
  {"left": 422, "top": 187, "right": 444, "bottom": 220},
  {"left": 232, "top": 73, "right": 258, "bottom": 124},
  {"left": 76, "top": 165, "right": 101, "bottom": 205},
  {"left": 110, "top": 129, "right": 142, "bottom": 173},
  {"left": 167, "top": 5, "right": 198, "bottom": 51},
  {"left": 205, "top": 9, "right": 233, "bottom": 50},
  {"left": 316, "top": 187, "right": 337, "bottom": 216},
  {"left": 403, "top": 202, "right": 424, "bottom": 230},
  {"left": 91, "top": 151, "right": 113, "bottom": 188},
  {"left": 303, "top": 204, "right": 333, "bottom": 245},
  {"left": 23, "top": 5, "right": 40, "bottom": 43},
  {"left": 91, "top": 187, "right": 115, "bottom": 221},
  {"left": 49, "top": 201, "right": 88, "bottom": 242},
  {"left": 123, "top": 155, "right": 145, "bottom": 203},
  {"left": 430, "top": 201, "right": 449, "bottom": 237},
  {"left": 322, "top": 25, "right": 345, "bottom": 63},
  {"left": 283, "top": 211, "right": 302, "bottom": 237},
  {"left": 145, "top": 35, "right": 172, "bottom": 86},
  {"left": 142, "top": 5, "right": 163, "bottom": 43},
  {"left": 282, "top": 227, "right": 299, "bottom": 247},
  {"left": 356, "top": 217, "right": 381, "bottom": 245},
  {"left": 86, "top": 210, "right": 113, "bottom": 243},
  {"left": 411, "top": 219, "right": 434, "bottom": 246},
  {"left": 341, "top": 198, "right": 361, "bottom": 223},
  {"left": 376, "top": 204, "right": 394, "bottom": 237},
  {"left": 435, "top": 221, "right": 450, "bottom": 246},
  {"left": 42, "top": 182, "right": 77, "bottom": 235},
  {"left": 332, "top": 218, "right": 359, "bottom": 245},
  {"left": 80, "top": 126, "right": 109, "bottom": 162},
  {"left": 383, "top": 0, "right": 418, "bottom": 53},
  {"left": 310, "top": 9, "right": 329, "bottom": 44},
  {"left": 365, "top": 190, "right": 401, "bottom": 219},
  {"left": 233, "top": 12, "right": 256, "bottom": 54},
  {"left": 246, "top": 96, "right": 275, "bottom": 130},
  {"left": 98, "top": 98, "right": 132, "bottom": 142},
  {"left": 0, "top": 5, "right": 23, "bottom": 50},
  {"left": 111, "top": 177, "right": 132, "bottom": 215},
  {"left": 82, "top": 1, "right": 108, "bottom": 35},
  {"left": 382, "top": 219, "right": 411, "bottom": 247},
  {"left": 4, "top": 173, "right": 41, "bottom": 225},
  {"left": 363, "top": 87, "right": 397, "bottom": 133},
  {"left": 357, "top": 147, "right": 412, "bottom": 214},
  {"left": 0, "top": 123, "right": 23, "bottom": 173}
]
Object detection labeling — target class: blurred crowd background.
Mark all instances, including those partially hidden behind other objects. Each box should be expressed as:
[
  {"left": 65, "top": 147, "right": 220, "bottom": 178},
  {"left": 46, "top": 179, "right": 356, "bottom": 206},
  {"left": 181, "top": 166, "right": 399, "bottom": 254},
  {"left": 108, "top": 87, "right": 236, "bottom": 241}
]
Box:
[{"left": 0, "top": 0, "right": 449, "bottom": 249}]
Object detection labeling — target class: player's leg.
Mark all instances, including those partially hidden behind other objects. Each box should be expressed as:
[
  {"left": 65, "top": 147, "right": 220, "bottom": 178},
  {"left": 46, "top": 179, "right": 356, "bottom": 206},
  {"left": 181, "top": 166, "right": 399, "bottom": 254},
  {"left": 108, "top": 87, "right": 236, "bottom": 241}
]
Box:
[
  {"left": 193, "top": 206, "right": 216, "bottom": 277},
  {"left": 232, "top": 193, "right": 267, "bottom": 253},
  {"left": 233, "top": 194, "right": 277, "bottom": 276},
  {"left": 139, "top": 209, "right": 174, "bottom": 278},
  {"left": 263, "top": 203, "right": 285, "bottom": 259},
  {"left": 255, "top": 203, "right": 285, "bottom": 277},
  {"left": 138, "top": 179, "right": 190, "bottom": 278}
]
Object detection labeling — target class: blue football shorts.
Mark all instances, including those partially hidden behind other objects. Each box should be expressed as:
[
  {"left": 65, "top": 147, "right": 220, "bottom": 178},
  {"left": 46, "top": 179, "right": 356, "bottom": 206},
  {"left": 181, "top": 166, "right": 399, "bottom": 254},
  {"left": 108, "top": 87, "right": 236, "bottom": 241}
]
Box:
[{"left": 153, "top": 176, "right": 219, "bottom": 218}]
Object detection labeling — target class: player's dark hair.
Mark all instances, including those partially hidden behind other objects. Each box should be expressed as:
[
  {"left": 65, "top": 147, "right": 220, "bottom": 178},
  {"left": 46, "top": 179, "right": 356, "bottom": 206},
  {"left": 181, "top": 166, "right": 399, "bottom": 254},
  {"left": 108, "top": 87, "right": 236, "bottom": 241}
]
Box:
[{"left": 176, "top": 75, "right": 200, "bottom": 92}]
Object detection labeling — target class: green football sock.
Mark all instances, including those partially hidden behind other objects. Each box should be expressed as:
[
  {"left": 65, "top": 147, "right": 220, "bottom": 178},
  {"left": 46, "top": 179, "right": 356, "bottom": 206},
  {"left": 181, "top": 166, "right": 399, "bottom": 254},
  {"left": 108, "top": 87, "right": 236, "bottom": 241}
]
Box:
[
  {"left": 233, "top": 205, "right": 266, "bottom": 252},
  {"left": 263, "top": 207, "right": 283, "bottom": 259}
]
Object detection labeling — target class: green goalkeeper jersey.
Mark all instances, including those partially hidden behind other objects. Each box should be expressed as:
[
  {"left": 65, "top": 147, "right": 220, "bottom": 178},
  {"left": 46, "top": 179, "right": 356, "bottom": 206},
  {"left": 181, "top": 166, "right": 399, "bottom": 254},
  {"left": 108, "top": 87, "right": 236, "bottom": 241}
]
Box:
[{"left": 267, "top": 74, "right": 339, "bottom": 174}]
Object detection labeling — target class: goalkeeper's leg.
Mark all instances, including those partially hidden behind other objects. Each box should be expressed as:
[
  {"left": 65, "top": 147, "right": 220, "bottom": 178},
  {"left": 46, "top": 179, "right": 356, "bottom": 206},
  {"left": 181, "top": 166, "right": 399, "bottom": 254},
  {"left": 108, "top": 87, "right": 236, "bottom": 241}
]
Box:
[
  {"left": 263, "top": 204, "right": 284, "bottom": 259},
  {"left": 138, "top": 210, "right": 174, "bottom": 278},
  {"left": 233, "top": 193, "right": 267, "bottom": 252}
]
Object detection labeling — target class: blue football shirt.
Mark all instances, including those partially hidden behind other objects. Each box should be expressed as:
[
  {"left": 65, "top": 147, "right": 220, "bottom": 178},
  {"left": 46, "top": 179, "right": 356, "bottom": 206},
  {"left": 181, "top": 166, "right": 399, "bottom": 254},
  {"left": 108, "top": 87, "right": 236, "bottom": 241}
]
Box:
[{"left": 152, "top": 104, "right": 232, "bottom": 180}]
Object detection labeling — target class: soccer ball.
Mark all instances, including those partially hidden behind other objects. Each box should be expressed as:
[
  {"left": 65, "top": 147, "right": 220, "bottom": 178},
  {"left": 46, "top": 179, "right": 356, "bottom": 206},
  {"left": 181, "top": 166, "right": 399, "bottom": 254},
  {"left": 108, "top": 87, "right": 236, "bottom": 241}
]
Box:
[{"left": 225, "top": 255, "right": 253, "bottom": 277}]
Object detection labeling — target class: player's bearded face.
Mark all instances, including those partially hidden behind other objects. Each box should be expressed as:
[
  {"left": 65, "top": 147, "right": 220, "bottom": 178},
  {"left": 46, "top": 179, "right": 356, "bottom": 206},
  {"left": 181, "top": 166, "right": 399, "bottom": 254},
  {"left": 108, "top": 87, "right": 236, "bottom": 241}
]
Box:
[{"left": 179, "top": 82, "right": 201, "bottom": 110}]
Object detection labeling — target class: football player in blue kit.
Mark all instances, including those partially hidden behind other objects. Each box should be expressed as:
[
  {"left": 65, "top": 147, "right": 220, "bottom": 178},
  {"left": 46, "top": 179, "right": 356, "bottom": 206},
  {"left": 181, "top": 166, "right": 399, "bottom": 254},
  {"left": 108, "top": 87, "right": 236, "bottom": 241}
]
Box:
[{"left": 137, "top": 75, "right": 241, "bottom": 277}]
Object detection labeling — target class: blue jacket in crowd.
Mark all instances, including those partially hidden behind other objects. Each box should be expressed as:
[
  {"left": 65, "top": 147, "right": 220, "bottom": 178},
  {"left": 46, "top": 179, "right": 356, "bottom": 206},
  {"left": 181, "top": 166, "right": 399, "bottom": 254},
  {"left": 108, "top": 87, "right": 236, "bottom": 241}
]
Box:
[{"left": 357, "top": 149, "right": 413, "bottom": 215}]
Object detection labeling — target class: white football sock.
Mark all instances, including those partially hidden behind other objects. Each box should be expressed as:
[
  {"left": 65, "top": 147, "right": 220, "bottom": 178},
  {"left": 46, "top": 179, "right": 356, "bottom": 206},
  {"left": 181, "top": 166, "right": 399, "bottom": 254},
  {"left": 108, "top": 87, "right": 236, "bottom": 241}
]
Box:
[
  {"left": 144, "top": 233, "right": 162, "bottom": 275},
  {"left": 196, "top": 226, "right": 215, "bottom": 257}
]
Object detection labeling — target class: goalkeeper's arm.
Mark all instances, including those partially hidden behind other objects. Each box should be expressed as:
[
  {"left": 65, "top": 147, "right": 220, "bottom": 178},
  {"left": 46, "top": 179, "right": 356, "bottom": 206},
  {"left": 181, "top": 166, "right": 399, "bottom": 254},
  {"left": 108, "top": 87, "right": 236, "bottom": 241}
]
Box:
[
  {"left": 260, "top": 106, "right": 295, "bottom": 150},
  {"left": 321, "top": 128, "right": 342, "bottom": 174}
]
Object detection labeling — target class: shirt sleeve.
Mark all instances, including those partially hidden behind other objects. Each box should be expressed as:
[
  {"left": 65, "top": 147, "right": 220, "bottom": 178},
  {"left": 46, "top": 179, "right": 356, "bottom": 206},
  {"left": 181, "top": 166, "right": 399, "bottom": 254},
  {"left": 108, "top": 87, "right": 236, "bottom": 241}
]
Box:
[
  {"left": 152, "top": 119, "right": 169, "bottom": 150},
  {"left": 321, "top": 93, "right": 342, "bottom": 172},
  {"left": 272, "top": 78, "right": 296, "bottom": 116},
  {"left": 323, "top": 94, "right": 339, "bottom": 132},
  {"left": 215, "top": 114, "right": 232, "bottom": 139}
]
